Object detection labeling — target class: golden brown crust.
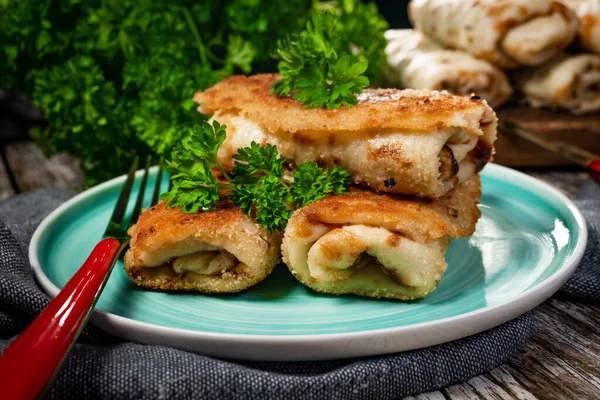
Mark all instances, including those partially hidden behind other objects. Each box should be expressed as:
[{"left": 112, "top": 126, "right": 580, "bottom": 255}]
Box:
[
  {"left": 123, "top": 262, "right": 276, "bottom": 294},
  {"left": 126, "top": 200, "right": 249, "bottom": 257},
  {"left": 289, "top": 175, "right": 481, "bottom": 244},
  {"left": 193, "top": 74, "right": 497, "bottom": 141},
  {"left": 123, "top": 200, "right": 282, "bottom": 293}
]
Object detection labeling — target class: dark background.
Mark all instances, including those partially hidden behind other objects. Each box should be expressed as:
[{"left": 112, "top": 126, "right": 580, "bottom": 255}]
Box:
[{"left": 376, "top": 0, "right": 411, "bottom": 28}]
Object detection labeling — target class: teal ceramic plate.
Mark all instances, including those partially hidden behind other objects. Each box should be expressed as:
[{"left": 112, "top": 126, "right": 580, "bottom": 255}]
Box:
[{"left": 29, "top": 164, "right": 587, "bottom": 361}]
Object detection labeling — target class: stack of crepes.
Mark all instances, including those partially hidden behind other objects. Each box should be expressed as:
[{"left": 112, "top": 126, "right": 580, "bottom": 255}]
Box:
[
  {"left": 125, "top": 74, "right": 497, "bottom": 301},
  {"left": 383, "top": 0, "right": 600, "bottom": 114}
]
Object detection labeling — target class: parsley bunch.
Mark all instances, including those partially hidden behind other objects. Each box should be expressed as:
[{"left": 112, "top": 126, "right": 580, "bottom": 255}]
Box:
[
  {"left": 1, "top": 0, "right": 387, "bottom": 186},
  {"left": 162, "top": 122, "right": 351, "bottom": 230}
]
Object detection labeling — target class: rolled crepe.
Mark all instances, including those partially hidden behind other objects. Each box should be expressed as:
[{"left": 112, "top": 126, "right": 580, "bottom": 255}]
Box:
[
  {"left": 123, "top": 200, "right": 282, "bottom": 293},
  {"left": 282, "top": 176, "right": 481, "bottom": 300},
  {"left": 383, "top": 29, "right": 513, "bottom": 108},
  {"left": 409, "top": 0, "right": 579, "bottom": 68},
  {"left": 514, "top": 53, "right": 600, "bottom": 114},
  {"left": 561, "top": 0, "right": 600, "bottom": 53},
  {"left": 194, "top": 74, "right": 497, "bottom": 199}
]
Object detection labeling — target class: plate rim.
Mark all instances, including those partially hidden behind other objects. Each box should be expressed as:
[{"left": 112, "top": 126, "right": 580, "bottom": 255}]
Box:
[{"left": 28, "top": 164, "right": 588, "bottom": 360}]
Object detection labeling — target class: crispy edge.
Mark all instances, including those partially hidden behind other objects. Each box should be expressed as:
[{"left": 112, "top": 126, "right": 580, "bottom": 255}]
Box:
[
  {"left": 289, "top": 175, "right": 481, "bottom": 243},
  {"left": 193, "top": 74, "right": 497, "bottom": 143}
]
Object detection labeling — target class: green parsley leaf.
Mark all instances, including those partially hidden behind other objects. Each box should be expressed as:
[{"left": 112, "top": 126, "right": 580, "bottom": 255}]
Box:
[
  {"left": 231, "top": 175, "right": 293, "bottom": 231},
  {"left": 319, "top": 0, "right": 389, "bottom": 81},
  {"left": 232, "top": 142, "right": 284, "bottom": 182},
  {"left": 271, "top": 11, "right": 371, "bottom": 109},
  {"left": 161, "top": 121, "right": 229, "bottom": 212},
  {"left": 163, "top": 123, "right": 352, "bottom": 231},
  {"left": 292, "top": 161, "right": 352, "bottom": 207},
  {"left": 161, "top": 161, "right": 220, "bottom": 213},
  {"left": 230, "top": 142, "right": 291, "bottom": 231}
]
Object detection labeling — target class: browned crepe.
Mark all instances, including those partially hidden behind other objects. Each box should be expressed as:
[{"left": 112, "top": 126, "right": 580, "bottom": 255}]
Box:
[
  {"left": 194, "top": 74, "right": 497, "bottom": 198},
  {"left": 409, "top": 0, "right": 578, "bottom": 68},
  {"left": 514, "top": 53, "right": 600, "bottom": 114},
  {"left": 282, "top": 176, "right": 481, "bottom": 301},
  {"left": 383, "top": 29, "right": 513, "bottom": 108},
  {"left": 124, "top": 200, "right": 282, "bottom": 293}
]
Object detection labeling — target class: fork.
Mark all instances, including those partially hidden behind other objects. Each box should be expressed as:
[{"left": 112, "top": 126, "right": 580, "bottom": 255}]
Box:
[{"left": 0, "top": 156, "right": 164, "bottom": 400}]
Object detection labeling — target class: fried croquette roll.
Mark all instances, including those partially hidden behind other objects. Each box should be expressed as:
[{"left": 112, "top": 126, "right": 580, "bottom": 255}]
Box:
[
  {"left": 561, "top": 0, "right": 600, "bottom": 54},
  {"left": 514, "top": 54, "right": 600, "bottom": 114},
  {"left": 281, "top": 176, "right": 481, "bottom": 301},
  {"left": 194, "top": 74, "right": 497, "bottom": 199},
  {"left": 123, "top": 200, "right": 282, "bottom": 293},
  {"left": 383, "top": 29, "right": 513, "bottom": 108},
  {"left": 409, "top": 0, "right": 579, "bottom": 69}
]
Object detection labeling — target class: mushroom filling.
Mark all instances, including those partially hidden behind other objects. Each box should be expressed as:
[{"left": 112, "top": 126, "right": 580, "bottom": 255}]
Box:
[
  {"left": 439, "top": 129, "right": 478, "bottom": 181},
  {"left": 441, "top": 72, "right": 492, "bottom": 100},
  {"left": 306, "top": 225, "right": 447, "bottom": 289},
  {"left": 170, "top": 249, "right": 239, "bottom": 276},
  {"left": 576, "top": 67, "right": 600, "bottom": 101}
]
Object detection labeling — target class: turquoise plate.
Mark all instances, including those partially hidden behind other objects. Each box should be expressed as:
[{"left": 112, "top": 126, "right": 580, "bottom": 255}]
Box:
[{"left": 29, "top": 164, "right": 587, "bottom": 361}]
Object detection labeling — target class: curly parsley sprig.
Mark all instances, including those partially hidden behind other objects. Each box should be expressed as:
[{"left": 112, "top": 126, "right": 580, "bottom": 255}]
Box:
[
  {"left": 271, "top": 12, "right": 370, "bottom": 109},
  {"left": 162, "top": 122, "right": 351, "bottom": 230}
]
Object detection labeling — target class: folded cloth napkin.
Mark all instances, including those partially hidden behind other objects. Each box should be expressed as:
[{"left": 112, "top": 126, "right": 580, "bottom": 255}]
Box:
[
  {"left": 560, "top": 179, "right": 600, "bottom": 300},
  {"left": 7, "top": 179, "right": 600, "bottom": 399}
]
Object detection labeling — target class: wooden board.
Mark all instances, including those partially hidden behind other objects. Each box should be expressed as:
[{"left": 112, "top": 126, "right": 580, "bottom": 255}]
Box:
[{"left": 495, "top": 107, "right": 600, "bottom": 167}]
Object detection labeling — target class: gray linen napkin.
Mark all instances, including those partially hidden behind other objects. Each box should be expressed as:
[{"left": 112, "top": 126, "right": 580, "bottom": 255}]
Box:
[
  {"left": 560, "top": 179, "right": 600, "bottom": 300},
  {"left": 9, "top": 181, "right": 600, "bottom": 399}
]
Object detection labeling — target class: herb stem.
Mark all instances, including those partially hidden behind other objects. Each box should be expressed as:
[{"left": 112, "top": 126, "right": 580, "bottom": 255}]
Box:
[
  {"left": 215, "top": 163, "right": 232, "bottom": 182},
  {"left": 180, "top": 6, "right": 208, "bottom": 65}
]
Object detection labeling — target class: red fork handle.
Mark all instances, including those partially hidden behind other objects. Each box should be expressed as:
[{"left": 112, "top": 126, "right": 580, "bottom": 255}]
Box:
[
  {"left": 0, "top": 238, "right": 123, "bottom": 400},
  {"left": 589, "top": 160, "right": 600, "bottom": 184}
]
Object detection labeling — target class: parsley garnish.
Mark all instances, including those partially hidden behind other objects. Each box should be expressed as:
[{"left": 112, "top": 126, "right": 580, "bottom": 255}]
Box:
[
  {"left": 292, "top": 161, "right": 351, "bottom": 207},
  {"left": 162, "top": 122, "right": 351, "bottom": 230},
  {"left": 271, "top": 12, "right": 370, "bottom": 109}
]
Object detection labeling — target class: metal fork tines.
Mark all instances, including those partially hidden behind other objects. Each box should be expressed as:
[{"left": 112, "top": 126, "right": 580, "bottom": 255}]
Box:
[{"left": 105, "top": 156, "right": 164, "bottom": 240}]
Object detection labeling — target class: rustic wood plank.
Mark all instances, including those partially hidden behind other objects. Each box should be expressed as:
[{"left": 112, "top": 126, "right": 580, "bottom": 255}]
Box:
[
  {"left": 495, "top": 107, "right": 600, "bottom": 167},
  {"left": 405, "top": 391, "right": 449, "bottom": 400},
  {"left": 464, "top": 375, "right": 517, "bottom": 400},
  {"left": 486, "top": 365, "right": 537, "bottom": 400},
  {"left": 498, "top": 305, "right": 600, "bottom": 400},
  {"left": 4, "top": 141, "right": 83, "bottom": 192},
  {"left": 547, "top": 298, "right": 600, "bottom": 333},
  {"left": 0, "top": 153, "right": 16, "bottom": 200},
  {"left": 534, "top": 302, "right": 600, "bottom": 385},
  {"left": 443, "top": 382, "right": 484, "bottom": 399}
]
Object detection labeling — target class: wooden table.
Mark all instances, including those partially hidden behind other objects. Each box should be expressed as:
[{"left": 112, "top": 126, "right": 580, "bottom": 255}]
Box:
[{"left": 0, "top": 141, "right": 598, "bottom": 399}]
